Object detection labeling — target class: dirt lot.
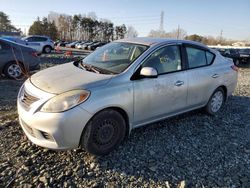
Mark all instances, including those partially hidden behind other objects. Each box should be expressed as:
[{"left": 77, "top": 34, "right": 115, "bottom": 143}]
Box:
[{"left": 0, "top": 60, "right": 249, "bottom": 187}]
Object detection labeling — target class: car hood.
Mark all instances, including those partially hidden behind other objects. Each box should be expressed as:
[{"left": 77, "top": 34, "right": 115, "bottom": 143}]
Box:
[{"left": 30, "top": 62, "right": 113, "bottom": 94}]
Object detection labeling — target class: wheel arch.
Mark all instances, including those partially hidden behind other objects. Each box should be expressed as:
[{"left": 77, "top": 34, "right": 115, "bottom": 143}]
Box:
[
  {"left": 2, "top": 60, "right": 25, "bottom": 73},
  {"left": 218, "top": 85, "right": 228, "bottom": 102},
  {"left": 78, "top": 106, "right": 130, "bottom": 147},
  {"left": 42, "top": 45, "right": 52, "bottom": 53}
]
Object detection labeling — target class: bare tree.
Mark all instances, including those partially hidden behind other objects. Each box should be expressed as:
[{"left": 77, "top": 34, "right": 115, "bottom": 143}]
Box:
[{"left": 125, "top": 26, "right": 138, "bottom": 38}]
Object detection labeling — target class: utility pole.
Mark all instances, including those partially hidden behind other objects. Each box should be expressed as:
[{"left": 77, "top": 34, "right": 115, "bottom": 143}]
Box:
[
  {"left": 160, "top": 11, "right": 164, "bottom": 31},
  {"left": 177, "top": 25, "right": 180, "bottom": 39},
  {"left": 220, "top": 29, "right": 223, "bottom": 44}
]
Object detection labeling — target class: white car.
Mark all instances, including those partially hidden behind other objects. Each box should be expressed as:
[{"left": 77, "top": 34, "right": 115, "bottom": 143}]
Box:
[{"left": 22, "top": 35, "right": 54, "bottom": 54}]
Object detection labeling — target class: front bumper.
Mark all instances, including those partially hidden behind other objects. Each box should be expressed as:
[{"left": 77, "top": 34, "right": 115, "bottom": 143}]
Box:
[{"left": 17, "top": 81, "right": 93, "bottom": 150}]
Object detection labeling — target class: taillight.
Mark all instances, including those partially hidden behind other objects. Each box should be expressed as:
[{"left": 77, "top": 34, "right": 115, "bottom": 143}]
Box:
[
  {"left": 31, "top": 51, "right": 38, "bottom": 57},
  {"left": 231, "top": 65, "right": 238, "bottom": 72}
]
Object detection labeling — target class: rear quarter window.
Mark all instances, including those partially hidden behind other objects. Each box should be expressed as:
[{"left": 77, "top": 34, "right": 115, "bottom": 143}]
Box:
[
  {"left": 186, "top": 47, "right": 207, "bottom": 68},
  {"left": 186, "top": 46, "right": 215, "bottom": 68},
  {"left": 206, "top": 51, "right": 215, "bottom": 65}
]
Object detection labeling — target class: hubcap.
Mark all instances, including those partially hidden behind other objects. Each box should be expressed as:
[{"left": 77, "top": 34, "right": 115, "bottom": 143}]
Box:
[
  {"left": 95, "top": 120, "right": 115, "bottom": 145},
  {"left": 210, "top": 91, "right": 223, "bottom": 112},
  {"left": 7, "top": 64, "right": 22, "bottom": 78},
  {"left": 235, "top": 60, "right": 239, "bottom": 66},
  {"left": 45, "top": 47, "right": 51, "bottom": 53}
]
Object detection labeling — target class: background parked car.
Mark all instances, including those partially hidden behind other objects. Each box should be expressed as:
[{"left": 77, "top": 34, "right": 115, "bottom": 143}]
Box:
[
  {"left": 80, "top": 41, "right": 96, "bottom": 50},
  {"left": 238, "top": 49, "right": 250, "bottom": 64},
  {"left": 215, "top": 48, "right": 250, "bottom": 65},
  {"left": 65, "top": 41, "right": 81, "bottom": 48},
  {"left": 57, "top": 41, "right": 69, "bottom": 47},
  {"left": 221, "top": 49, "right": 241, "bottom": 66},
  {"left": 22, "top": 35, "right": 54, "bottom": 54},
  {"left": 0, "top": 38, "right": 40, "bottom": 79},
  {"left": 77, "top": 41, "right": 90, "bottom": 49},
  {"left": 87, "top": 41, "right": 107, "bottom": 50},
  {"left": 2, "top": 36, "right": 27, "bottom": 46}
]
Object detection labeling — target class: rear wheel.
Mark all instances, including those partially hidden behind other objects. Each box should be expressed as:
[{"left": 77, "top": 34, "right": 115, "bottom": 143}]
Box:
[
  {"left": 234, "top": 59, "right": 240, "bottom": 66},
  {"left": 3, "top": 62, "right": 23, "bottom": 79},
  {"left": 81, "top": 109, "right": 126, "bottom": 155},
  {"left": 205, "top": 88, "right": 225, "bottom": 115},
  {"left": 43, "top": 46, "right": 52, "bottom": 53}
]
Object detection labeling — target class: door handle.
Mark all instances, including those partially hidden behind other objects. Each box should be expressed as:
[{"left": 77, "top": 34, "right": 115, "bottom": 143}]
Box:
[
  {"left": 175, "top": 80, "right": 184, "bottom": 86},
  {"left": 212, "top": 74, "right": 219, "bottom": 78}
]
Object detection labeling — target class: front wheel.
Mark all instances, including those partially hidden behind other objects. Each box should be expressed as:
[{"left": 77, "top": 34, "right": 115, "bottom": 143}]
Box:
[
  {"left": 205, "top": 88, "right": 225, "bottom": 115},
  {"left": 3, "top": 62, "right": 23, "bottom": 79},
  {"left": 81, "top": 109, "right": 126, "bottom": 155}
]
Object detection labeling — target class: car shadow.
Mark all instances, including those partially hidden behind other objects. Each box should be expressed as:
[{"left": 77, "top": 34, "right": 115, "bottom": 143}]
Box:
[{"left": 91, "top": 95, "right": 250, "bottom": 186}]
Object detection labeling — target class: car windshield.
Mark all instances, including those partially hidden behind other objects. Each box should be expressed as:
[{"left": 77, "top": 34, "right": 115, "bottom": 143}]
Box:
[{"left": 81, "top": 42, "right": 148, "bottom": 74}]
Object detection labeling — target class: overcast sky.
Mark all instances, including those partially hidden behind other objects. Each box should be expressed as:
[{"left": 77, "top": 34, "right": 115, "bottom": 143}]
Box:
[{"left": 1, "top": 0, "right": 249, "bottom": 41}]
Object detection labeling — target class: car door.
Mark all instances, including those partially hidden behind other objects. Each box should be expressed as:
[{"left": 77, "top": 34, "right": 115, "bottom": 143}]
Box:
[
  {"left": 133, "top": 44, "right": 188, "bottom": 126},
  {"left": 184, "top": 45, "right": 217, "bottom": 107}
]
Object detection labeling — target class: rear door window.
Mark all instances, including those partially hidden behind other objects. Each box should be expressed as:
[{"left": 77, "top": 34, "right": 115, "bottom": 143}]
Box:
[{"left": 34, "top": 37, "right": 47, "bottom": 42}]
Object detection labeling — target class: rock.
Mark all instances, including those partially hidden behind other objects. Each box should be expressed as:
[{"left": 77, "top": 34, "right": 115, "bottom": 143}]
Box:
[
  {"left": 90, "top": 162, "right": 95, "bottom": 170},
  {"left": 38, "top": 183, "right": 46, "bottom": 188},
  {"left": 149, "top": 150, "right": 155, "bottom": 155},
  {"left": 148, "top": 166, "right": 157, "bottom": 172},
  {"left": 177, "top": 180, "right": 186, "bottom": 188},
  {"left": 66, "top": 170, "right": 73, "bottom": 176},
  {"left": 244, "top": 148, "right": 250, "bottom": 154},
  {"left": 77, "top": 169, "right": 85, "bottom": 178},
  {"left": 21, "top": 183, "right": 32, "bottom": 188},
  {"left": 39, "top": 176, "right": 47, "bottom": 184},
  {"left": 204, "top": 122, "right": 210, "bottom": 126},
  {"left": 87, "top": 172, "right": 94, "bottom": 177}
]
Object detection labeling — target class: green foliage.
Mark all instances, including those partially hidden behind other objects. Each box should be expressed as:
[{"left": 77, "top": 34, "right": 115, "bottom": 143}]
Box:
[
  {"left": 0, "top": 11, "right": 18, "bottom": 32},
  {"left": 29, "top": 17, "right": 58, "bottom": 40}
]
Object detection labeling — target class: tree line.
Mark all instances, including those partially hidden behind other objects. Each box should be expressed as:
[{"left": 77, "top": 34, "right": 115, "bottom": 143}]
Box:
[
  {"left": 0, "top": 11, "right": 20, "bottom": 32},
  {"left": 0, "top": 11, "right": 245, "bottom": 46},
  {"left": 148, "top": 28, "right": 240, "bottom": 46},
  {"left": 28, "top": 12, "right": 133, "bottom": 41}
]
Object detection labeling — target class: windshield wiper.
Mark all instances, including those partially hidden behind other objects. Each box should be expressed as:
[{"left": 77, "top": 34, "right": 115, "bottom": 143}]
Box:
[
  {"left": 80, "top": 62, "right": 116, "bottom": 75},
  {"left": 80, "top": 63, "right": 100, "bottom": 73}
]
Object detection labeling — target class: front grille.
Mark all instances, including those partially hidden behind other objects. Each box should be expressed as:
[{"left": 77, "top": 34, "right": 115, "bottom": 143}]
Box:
[{"left": 20, "top": 88, "right": 39, "bottom": 110}]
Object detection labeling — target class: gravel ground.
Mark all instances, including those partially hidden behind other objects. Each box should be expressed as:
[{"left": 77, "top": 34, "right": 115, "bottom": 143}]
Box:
[{"left": 0, "top": 60, "right": 249, "bottom": 187}]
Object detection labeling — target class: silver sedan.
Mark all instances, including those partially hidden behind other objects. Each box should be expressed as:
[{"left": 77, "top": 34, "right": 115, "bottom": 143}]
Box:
[{"left": 17, "top": 38, "right": 238, "bottom": 155}]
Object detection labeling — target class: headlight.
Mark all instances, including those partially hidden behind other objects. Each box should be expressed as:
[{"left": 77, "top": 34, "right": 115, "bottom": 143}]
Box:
[{"left": 41, "top": 90, "right": 90, "bottom": 112}]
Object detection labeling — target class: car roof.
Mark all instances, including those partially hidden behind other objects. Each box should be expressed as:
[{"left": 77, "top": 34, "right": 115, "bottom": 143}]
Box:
[
  {"left": 25, "top": 35, "right": 50, "bottom": 38},
  {"left": 116, "top": 37, "right": 209, "bottom": 49},
  {"left": 0, "top": 38, "right": 33, "bottom": 49}
]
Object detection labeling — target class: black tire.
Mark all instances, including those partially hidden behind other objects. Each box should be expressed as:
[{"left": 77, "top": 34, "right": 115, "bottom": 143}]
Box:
[
  {"left": 81, "top": 109, "right": 126, "bottom": 155},
  {"left": 43, "top": 46, "right": 52, "bottom": 54},
  {"left": 234, "top": 59, "right": 240, "bottom": 66},
  {"left": 205, "top": 88, "right": 225, "bottom": 115},
  {"left": 3, "top": 61, "right": 23, "bottom": 79}
]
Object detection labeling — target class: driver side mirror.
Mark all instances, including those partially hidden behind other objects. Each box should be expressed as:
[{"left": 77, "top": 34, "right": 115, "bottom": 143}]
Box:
[{"left": 140, "top": 67, "right": 158, "bottom": 78}]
